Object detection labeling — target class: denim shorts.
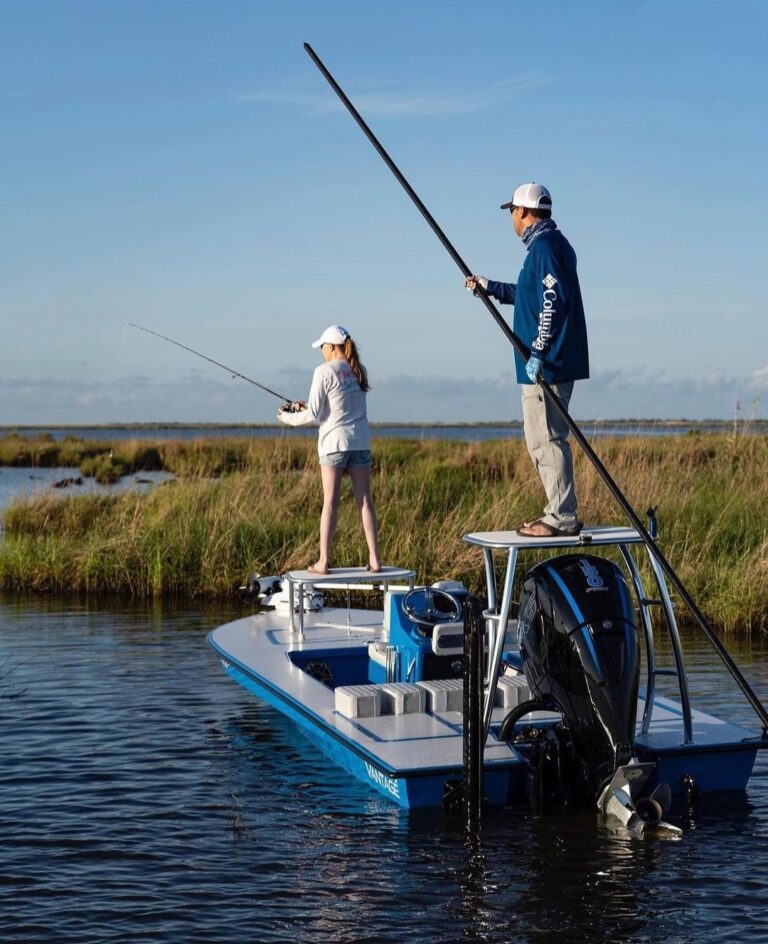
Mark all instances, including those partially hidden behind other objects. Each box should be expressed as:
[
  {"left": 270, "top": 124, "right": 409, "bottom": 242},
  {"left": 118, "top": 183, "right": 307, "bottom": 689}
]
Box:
[{"left": 319, "top": 450, "right": 372, "bottom": 469}]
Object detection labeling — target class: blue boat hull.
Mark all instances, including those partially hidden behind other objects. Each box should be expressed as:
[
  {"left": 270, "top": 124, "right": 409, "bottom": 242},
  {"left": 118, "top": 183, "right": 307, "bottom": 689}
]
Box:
[{"left": 209, "top": 597, "right": 767, "bottom": 812}]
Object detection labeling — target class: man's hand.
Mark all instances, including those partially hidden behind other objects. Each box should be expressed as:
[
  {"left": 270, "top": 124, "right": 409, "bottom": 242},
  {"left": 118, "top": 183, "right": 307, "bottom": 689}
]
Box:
[
  {"left": 525, "top": 356, "right": 543, "bottom": 383},
  {"left": 464, "top": 275, "right": 488, "bottom": 294}
]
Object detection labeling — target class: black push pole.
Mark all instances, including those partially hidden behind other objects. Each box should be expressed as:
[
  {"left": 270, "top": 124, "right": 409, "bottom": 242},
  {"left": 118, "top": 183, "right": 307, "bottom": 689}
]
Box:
[
  {"left": 463, "top": 596, "right": 485, "bottom": 824},
  {"left": 303, "top": 42, "right": 768, "bottom": 733},
  {"left": 303, "top": 44, "right": 526, "bottom": 361}
]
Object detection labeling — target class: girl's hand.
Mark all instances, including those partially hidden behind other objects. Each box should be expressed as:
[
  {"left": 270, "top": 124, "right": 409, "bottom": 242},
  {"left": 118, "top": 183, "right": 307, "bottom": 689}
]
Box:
[{"left": 279, "top": 400, "right": 306, "bottom": 414}]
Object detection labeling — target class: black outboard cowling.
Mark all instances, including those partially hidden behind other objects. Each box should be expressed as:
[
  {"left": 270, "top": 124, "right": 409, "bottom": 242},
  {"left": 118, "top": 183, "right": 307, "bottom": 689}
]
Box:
[{"left": 517, "top": 554, "right": 640, "bottom": 796}]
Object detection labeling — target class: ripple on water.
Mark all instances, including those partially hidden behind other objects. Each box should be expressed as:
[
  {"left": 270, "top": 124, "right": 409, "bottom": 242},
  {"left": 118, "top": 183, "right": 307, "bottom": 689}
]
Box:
[{"left": 1, "top": 598, "right": 768, "bottom": 943}]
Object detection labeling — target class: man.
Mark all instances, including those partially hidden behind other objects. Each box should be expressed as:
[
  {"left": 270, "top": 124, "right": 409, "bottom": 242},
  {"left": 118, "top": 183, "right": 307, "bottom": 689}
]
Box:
[{"left": 465, "top": 182, "right": 589, "bottom": 537}]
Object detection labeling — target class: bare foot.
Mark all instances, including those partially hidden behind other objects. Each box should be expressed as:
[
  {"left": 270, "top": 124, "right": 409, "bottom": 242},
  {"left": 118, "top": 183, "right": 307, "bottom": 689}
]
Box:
[
  {"left": 517, "top": 521, "right": 582, "bottom": 538},
  {"left": 523, "top": 515, "right": 544, "bottom": 528},
  {"left": 307, "top": 562, "right": 329, "bottom": 575}
]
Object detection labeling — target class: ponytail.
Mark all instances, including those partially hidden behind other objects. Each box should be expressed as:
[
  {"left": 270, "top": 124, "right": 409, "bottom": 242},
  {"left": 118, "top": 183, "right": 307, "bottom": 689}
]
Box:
[{"left": 343, "top": 337, "right": 370, "bottom": 392}]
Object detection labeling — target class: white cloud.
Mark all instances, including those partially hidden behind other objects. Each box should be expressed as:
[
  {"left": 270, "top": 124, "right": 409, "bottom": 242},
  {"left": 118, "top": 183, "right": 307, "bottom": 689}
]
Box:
[
  {"left": 237, "top": 75, "right": 542, "bottom": 119},
  {"left": 0, "top": 366, "right": 764, "bottom": 425}
]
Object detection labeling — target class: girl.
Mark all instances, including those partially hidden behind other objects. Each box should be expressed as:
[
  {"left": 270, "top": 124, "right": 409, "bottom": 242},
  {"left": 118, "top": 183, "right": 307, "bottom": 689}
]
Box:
[{"left": 277, "top": 324, "right": 381, "bottom": 575}]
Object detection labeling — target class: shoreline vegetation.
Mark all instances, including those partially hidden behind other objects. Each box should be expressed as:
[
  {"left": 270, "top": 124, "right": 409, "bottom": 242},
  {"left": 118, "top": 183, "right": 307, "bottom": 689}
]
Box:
[
  {"left": 1, "top": 431, "right": 767, "bottom": 632},
  {"left": 3, "top": 418, "right": 768, "bottom": 432}
]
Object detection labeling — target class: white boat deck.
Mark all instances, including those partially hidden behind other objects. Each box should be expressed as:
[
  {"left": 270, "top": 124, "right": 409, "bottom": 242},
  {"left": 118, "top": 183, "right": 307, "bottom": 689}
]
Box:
[
  {"left": 209, "top": 606, "right": 759, "bottom": 777},
  {"left": 211, "top": 610, "right": 520, "bottom": 773},
  {"left": 285, "top": 565, "right": 416, "bottom": 585}
]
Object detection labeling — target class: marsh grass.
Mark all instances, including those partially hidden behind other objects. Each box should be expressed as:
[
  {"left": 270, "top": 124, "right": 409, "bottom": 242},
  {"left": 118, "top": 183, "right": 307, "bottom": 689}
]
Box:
[{"left": 1, "top": 433, "right": 767, "bottom": 630}]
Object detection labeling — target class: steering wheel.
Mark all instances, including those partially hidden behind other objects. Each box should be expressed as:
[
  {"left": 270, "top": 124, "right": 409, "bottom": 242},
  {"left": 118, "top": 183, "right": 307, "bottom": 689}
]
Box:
[{"left": 402, "top": 588, "right": 462, "bottom": 629}]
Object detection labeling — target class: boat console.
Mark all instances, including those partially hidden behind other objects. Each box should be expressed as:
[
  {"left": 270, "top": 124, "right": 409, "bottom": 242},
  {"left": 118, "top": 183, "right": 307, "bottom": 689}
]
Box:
[{"left": 370, "top": 581, "right": 470, "bottom": 685}]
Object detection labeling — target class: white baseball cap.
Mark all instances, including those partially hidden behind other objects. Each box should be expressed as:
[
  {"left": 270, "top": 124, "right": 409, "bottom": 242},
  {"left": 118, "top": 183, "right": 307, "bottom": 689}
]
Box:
[
  {"left": 311, "top": 324, "right": 350, "bottom": 348},
  {"left": 500, "top": 182, "right": 552, "bottom": 211}
]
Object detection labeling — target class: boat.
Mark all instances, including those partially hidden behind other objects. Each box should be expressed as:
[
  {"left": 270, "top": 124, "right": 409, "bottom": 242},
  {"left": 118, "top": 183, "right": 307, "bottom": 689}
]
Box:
[{"left": 208, "top": 524, "right": 768, "bottom": 829}]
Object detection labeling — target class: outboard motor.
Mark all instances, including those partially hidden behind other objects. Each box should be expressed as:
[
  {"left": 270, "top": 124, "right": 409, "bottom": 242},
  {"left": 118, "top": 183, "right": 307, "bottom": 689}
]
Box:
[{"left": 517, "top": 554, "right": 640, "bottom": 799}]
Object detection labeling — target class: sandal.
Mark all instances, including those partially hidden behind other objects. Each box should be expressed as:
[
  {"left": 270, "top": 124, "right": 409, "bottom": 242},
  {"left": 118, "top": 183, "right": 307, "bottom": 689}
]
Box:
[{"left": 516, "top": 520, "right": 583, "bottom": 538}]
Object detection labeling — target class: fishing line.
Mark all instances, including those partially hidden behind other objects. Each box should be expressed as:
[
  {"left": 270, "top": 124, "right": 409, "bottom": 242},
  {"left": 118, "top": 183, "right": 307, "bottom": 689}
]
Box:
[{"left": 127, "top": 322, "right": 293, "bottom": 405}]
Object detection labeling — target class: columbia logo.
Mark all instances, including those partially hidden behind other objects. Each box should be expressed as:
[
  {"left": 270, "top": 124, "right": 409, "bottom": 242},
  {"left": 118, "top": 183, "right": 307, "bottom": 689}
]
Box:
[{"left": 543, "top": 274, "right": 557, "bottom": 289}]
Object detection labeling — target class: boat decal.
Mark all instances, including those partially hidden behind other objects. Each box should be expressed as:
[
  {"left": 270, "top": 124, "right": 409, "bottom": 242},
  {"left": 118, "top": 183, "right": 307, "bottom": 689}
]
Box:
[
  {"left": 364, "top": 762, "right": 400, "bottom": 799},
  {"left": 578, "top": 558, "right": 608, "bottom": 592},
  {"left": 544, "top": 565, "right": 586, "bottom": 625},
  {"left": 544, "top": 565, "right": 601, "bottom": 670},
  {"left": 580, "top": 626, "right": 601, "bottom": 670}
]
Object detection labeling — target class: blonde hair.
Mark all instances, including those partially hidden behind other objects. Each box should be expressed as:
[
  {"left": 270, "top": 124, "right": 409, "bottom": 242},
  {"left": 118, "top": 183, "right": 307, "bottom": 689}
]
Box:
[{"left": 342, "top": 336, "right": 370, "bottom": 392}]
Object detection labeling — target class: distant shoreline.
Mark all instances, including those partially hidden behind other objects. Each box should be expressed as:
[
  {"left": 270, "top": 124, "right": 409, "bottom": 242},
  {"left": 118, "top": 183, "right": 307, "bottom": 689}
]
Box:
[{"left": 2, "top": 419, "right": 766, "bottom": 431}]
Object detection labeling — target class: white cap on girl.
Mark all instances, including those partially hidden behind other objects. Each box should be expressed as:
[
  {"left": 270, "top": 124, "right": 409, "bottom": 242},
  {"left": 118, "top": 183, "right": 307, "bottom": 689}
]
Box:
[{"left": 311, "top": 325, "right": 350, "bottom": 348}]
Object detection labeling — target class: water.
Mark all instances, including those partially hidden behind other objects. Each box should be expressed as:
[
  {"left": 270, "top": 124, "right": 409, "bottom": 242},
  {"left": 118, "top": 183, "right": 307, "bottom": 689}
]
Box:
[
  {"left": 1, "top": 596, "right": 767, "bottom": 943},
  {"left": 0, "top": 467, "right": 174, "bottom": 520}
]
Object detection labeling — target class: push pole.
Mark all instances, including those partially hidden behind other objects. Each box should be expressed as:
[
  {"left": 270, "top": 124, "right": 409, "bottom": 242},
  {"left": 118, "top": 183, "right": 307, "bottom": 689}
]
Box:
[
  {"left": 463, "top": 596, "right": 485, "bottom": 825},
  {"left": 303, "top": 42, "right": 768, "bottom": 733}
]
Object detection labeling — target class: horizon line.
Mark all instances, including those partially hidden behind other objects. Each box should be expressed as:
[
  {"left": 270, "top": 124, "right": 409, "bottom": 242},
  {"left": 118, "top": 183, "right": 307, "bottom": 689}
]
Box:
[{"left": 1, "top": 419, "right": 765, "bottom": 431}]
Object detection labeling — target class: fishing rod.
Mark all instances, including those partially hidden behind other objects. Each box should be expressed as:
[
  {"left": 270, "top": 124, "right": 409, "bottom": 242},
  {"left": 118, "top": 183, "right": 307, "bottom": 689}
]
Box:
[
  {"left": 303, "top": 42, "right": 768, "bottom": 731},
  {"left": 127, "top": 322, "right": 293, "bottom": 405}
]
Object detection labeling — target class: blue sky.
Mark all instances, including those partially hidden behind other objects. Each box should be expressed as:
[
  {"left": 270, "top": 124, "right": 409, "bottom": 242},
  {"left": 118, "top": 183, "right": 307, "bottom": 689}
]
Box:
[{"left": 2, "top": 0, "right": 767, "bottom": 424}]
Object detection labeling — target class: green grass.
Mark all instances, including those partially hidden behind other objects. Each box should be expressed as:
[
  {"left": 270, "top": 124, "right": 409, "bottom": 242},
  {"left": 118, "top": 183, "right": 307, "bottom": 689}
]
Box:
[{"left": 1, "top": 432, "right": 767, "bottom": 631}]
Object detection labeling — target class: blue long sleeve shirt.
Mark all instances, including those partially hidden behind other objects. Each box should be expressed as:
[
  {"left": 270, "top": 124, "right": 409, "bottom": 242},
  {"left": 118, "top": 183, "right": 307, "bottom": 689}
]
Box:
[{"left": 486, "top": 224, "right": 589, "bottom": 384}]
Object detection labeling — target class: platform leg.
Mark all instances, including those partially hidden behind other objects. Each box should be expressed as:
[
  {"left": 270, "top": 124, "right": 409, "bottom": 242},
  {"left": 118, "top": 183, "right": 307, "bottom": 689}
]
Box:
[{"left": 483, "top": 548, "right": 518, "bottom": 734}]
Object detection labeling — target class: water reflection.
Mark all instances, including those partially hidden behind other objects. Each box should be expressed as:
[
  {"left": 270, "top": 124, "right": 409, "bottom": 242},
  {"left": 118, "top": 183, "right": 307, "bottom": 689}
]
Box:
[{"left": 1, "top": 595, "right": 767, "bottom": 943}]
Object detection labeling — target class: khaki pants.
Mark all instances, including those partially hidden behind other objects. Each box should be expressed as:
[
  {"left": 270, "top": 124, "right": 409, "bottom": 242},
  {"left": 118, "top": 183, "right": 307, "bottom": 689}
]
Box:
[{"left": 521, "top": 381, "right": 579, "bottom": 529}]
